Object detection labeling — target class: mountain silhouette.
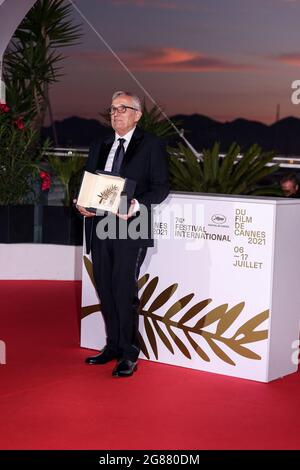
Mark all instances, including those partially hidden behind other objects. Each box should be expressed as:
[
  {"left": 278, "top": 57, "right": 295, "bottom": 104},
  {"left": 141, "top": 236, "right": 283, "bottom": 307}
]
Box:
[
  {"left": 41, "top": 116, "right": 110, "bottom": 148},
  {"left": 42, "top": 114, "right": 300, "bottom": 155}
]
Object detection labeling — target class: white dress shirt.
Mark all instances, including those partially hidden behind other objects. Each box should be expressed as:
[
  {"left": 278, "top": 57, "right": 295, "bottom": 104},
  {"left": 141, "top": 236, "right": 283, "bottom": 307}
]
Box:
[
  {"left": 105, "top": 126, "right": 139, "bottom": 214},
  {"left": 104, "top": 127, "right": 136, "bottom": 172}
]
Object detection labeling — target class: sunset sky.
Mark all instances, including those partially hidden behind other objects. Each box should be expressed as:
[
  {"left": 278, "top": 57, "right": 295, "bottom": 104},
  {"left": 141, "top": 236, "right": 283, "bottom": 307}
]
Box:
[{"left": 48, "top": 0, "right": 300, "bottom": 124}]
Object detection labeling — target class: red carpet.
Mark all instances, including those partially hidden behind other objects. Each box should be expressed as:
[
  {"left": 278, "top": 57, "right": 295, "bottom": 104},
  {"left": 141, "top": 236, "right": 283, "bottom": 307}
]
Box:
[{"left": 0, "top": 280, "right": 300, "bottom": 450}]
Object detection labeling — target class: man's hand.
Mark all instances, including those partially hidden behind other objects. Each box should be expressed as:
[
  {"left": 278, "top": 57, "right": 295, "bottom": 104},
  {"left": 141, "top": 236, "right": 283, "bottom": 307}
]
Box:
[
  {"left": 116, "top": 199, "right": 136, "bottom": 220},
  {"left": 73, "top": 199, "right": 96, "bottom": 218}
]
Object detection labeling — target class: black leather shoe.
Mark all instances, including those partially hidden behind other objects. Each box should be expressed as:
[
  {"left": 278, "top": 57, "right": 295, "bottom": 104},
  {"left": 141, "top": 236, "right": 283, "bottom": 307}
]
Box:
[
  {"left": 85, "top": 348, "right": 118, "bottom": 365},
  {"left": 112, "top": 359, "right": 138, "bottom": 377}
]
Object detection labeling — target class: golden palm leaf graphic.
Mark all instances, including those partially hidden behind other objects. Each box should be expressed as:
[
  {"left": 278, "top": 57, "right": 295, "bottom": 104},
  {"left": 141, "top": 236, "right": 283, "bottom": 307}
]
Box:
[
  {"left": 97, "top": 184, "right": 118, "bottom": 204},
  {"left": 82, "top": 257, "right": 269, "bottom": 366}
]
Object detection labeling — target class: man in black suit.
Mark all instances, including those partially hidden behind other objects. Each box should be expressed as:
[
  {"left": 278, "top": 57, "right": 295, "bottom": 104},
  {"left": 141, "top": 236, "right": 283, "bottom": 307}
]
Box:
[{"left": 76, "top": 91, "right": 169, "bottom": 377}]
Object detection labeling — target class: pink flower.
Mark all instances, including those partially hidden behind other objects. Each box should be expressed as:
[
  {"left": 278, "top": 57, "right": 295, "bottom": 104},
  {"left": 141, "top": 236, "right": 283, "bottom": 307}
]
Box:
[
  {"left": 0, "top": 103, "right": 9, "bottom": 113},
  {"left": 39, "top": 171, "right": 51, "bottom": 191}
]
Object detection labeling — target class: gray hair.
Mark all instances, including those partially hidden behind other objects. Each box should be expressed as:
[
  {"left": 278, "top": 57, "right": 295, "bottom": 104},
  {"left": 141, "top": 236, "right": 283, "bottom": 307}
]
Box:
[{"left": 112, "top": 91, "right": 142, "bottom": 111}]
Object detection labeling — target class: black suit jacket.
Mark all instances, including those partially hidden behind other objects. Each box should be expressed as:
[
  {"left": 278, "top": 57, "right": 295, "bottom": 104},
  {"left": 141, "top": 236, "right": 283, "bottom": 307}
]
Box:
[{"left": 84, "top": 126, "right": 170, "bottom": 253}]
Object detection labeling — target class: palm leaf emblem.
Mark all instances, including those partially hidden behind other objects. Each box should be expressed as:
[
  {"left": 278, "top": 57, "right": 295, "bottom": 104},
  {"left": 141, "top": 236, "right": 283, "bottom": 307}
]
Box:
[
  {"left": 82, "top": 257, "right": 269, "bottom": 366},
  {"left": 97, "top": 184, "right": 118, "bottom": 204}
]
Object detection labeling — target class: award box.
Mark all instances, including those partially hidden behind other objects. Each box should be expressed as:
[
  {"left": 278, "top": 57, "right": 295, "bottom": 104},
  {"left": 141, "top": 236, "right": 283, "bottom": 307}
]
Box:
[{"left": 77, "top": 170, "right": 136, "bottom": 214}]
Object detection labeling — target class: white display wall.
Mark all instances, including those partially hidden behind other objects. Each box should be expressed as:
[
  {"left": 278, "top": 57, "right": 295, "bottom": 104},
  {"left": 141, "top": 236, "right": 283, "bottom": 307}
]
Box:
[{"left": 80, "top": 193, "right": 300, "bottom": 382}]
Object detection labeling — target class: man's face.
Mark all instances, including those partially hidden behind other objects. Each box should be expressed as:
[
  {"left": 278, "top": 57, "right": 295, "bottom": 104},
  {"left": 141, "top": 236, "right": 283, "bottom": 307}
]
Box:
[
  {"left": 281, "top": 180, "right": 298, "bottom": 196},
  {"left": 110, "top": 95, "right": 142, "bottom": 136}
]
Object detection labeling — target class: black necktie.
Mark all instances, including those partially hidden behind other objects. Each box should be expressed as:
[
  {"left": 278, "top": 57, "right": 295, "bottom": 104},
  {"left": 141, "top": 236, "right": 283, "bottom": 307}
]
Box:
[{"left": 112, "top": 138, "right": 125, "bottom": 174}]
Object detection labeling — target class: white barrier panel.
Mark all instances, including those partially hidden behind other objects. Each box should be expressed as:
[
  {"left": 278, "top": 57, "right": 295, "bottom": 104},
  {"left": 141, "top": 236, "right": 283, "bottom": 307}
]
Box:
[
  {"left": 0, "top": 244, "right": 83, "bottom": 280},
  {"left": 80, "top": 193, "right": 300, "bottom": 382}
]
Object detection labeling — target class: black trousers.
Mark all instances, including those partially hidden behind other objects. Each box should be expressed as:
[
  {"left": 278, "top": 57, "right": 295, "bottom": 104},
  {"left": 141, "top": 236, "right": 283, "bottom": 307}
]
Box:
[{"left": 91, "top": 233, "right": 147, "bottom": 362}]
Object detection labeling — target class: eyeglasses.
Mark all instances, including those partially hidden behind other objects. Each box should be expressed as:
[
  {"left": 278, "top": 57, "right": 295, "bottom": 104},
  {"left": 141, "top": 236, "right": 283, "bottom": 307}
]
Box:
[{"left": 108, "top": 105, "right": 138, "bottom": 115}]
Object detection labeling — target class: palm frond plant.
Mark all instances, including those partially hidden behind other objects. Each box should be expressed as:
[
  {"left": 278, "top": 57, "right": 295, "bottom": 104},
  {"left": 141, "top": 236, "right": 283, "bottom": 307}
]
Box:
[
  {"left": 3, "top": 0, "right": 82, "bottom": 138},
  {"left": 138, "top": 101, "right": 178, "bottom": 139},
  {"left": 168, "top": 142, "right": 282, "bottom": 196},
  {"left": 47, "top": 153, "right": 86, "bottom": 205}
]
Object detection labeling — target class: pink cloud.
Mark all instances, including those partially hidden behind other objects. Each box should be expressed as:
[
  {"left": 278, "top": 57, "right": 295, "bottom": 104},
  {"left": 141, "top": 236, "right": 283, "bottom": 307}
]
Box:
[
  {"left": 274, "top": 53, "right": 300, "bottom": 66},
  {"left": 72, "top": 47, "right": 252, "bottom": 72}
]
